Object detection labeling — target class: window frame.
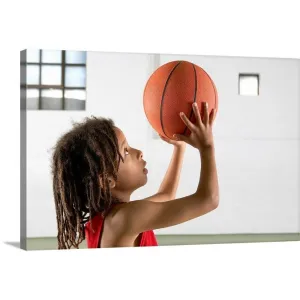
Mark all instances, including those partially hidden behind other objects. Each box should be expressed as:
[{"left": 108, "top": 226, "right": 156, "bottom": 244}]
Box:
[{"left": 24, "top": 49, "right": 87, "bottom": 110}]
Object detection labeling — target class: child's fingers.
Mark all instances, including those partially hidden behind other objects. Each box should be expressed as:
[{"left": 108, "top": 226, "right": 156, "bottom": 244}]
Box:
[
  {"left": 179, "top": 112, "right": 196, "bottom": 132},
  {"left": 202, "top": 102, "right": 209, "bottom": 126},
  {"left": 173, "top": 134, "right": 188, "bottom": 143},
  {"left": 192, "top": 102, "right": 203, "bottom": 126},
  {"left": 209, "top": 108, "right": 216, "bottom": 126}
]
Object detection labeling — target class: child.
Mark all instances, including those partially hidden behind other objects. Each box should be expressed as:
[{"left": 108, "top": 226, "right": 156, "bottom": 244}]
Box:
[{"left": 51, "top": 101, "right": 219, "bottom": 249}]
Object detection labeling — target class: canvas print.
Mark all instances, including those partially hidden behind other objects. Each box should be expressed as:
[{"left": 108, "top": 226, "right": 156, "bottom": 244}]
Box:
[{"left": 20, "top": 49, "right": 300, "bottom": 250}]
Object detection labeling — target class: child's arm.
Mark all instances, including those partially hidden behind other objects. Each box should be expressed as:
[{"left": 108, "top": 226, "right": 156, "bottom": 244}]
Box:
[
  {"left": 118, "top": 102, "right": 219, "bottom": 234},
  {"left": 147, "top": 142, "right": 186, "bottom": 202},
  {"left": 121, "top": 146, "right": 218, "bottom": 233}
]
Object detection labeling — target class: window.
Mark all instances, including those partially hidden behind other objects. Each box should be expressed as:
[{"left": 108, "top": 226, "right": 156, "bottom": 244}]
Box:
[
  {"left": 24, "top": 49, "right": 87, "bottom": 110},
  {"left": 239, "top": 74, "right": 260, "bottom": 96}
]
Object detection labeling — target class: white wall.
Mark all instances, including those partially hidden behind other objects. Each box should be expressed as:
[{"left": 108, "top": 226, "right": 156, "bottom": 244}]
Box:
[
  {"left": 26, "top": 52, "right": 300, "bottom": 237},
  {"left": 27, "top": 112, "right": 87, "bottom": 237}
]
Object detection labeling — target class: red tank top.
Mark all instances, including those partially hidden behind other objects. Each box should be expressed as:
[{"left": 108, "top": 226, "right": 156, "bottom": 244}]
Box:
[{"left": 85, "top": 213, "right": 158, "bottom": 248}]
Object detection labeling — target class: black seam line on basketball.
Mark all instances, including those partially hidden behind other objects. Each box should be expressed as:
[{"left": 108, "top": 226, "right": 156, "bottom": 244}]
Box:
[
  {"left": 160, "top": 61, "right": 182, "bottom": 139},
  {"left": 183, "top": 64, "right": 197, "bottom": 135}
]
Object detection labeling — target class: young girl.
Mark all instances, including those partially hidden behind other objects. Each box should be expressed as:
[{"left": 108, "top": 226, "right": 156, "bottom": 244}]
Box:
[{"left": 51, "top": 101, "right": 219, "bottom": 249}]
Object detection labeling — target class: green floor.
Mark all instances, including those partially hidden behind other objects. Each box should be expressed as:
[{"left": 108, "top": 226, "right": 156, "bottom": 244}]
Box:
[{"left": 26, "top": 234, "right": 300, "bottom": 251}]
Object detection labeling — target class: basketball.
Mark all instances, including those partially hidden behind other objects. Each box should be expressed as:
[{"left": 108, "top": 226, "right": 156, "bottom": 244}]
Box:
[{"left": 143, "top": 60, "right": 218, "bottom": 140}]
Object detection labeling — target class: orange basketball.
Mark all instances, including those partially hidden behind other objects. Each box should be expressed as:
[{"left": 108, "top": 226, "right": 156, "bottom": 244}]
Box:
[{"left": 143, "top": 60, "right": 218, "bottom": 140}]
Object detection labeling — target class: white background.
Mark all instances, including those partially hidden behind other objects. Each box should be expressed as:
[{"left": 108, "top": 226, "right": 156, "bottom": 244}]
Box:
[
  {"left": 0, "top": 0, "right": 300, "bottom": 299},
  {"left": 27, "top": 52, "right": 299, "bottom": 237}
]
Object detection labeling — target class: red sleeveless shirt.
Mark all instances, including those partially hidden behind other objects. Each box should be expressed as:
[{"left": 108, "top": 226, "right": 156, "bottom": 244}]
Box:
[{"left": 85, "top": 213, "right": 158, "bottom": 248}]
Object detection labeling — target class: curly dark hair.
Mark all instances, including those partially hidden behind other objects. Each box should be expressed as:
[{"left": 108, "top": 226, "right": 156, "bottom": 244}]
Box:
[{"left": 50, "top": 116, "right": 124, "bottom": 249}]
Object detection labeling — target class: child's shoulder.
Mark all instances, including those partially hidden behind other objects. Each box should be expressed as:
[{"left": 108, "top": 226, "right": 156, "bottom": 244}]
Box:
[{"left": 106, "top": 202, "right": 132, "bottom": 229}]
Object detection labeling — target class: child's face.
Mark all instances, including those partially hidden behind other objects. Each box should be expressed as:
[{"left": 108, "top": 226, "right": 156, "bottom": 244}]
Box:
[{"left": 113, "top": 127, "right": 148, "bottom": 195}]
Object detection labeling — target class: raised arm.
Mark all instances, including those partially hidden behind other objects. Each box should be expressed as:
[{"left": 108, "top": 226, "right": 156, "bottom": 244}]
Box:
[
  {"left": 119, "top": 101, "right": 219, "bottom": 234},
  {"left": 145, "top": 141, "right": 186, "bottom": 202}
]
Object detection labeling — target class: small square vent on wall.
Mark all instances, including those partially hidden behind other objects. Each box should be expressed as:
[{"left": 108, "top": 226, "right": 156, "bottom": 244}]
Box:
[{"left": 239, "top": 74, "right": 260, "bottom": 96}]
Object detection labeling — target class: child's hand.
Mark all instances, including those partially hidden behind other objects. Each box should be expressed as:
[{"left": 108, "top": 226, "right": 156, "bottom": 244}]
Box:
[
  {"left": 173, "top": 102, "right": 216, "bottom": 152},
  {"left": 159, "top": 134, "right": 186, "bottom": 148}
]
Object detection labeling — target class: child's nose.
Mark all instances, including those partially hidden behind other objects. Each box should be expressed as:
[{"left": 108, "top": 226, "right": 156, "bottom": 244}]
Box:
[{"left": 138, "top": 150, "right": 143, "bottom": 159}]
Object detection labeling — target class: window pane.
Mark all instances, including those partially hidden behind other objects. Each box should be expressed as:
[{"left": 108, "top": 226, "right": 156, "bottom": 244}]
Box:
[
  {"left": 42, "top": 50, "right": 62, "bottom": 63},
  {"left": 27, "top": 65, "right": 40, "bottom": 84},
  {"left": 66, "top": 51, "right": 86, "bottom": 64},
  {"left": 41, "top": 89, "right": 63, "bottom": 98},
  {"left": 41, "top": 89, "right": 63, "bottom": 110},
  {"left": 27, "top": 89, "right": 39, "bottom": 110},
  {"left": 239, "top": 74, "right": 259, "bottom": 96},
  {"left": 65, "top": 66, "right": 86, "bottom": 87},
  {"left": 27, "top": 89, "right": 39, "bottom": 98},
  {"left": 65, "top": 89, "right": 86, "bottom": 110},
  {"left": 27, "top": 49, "right": 40, "bottom": 63},
  {"left": 64, "top": 89, "right": 86, "bottom": 100},
  {"left": 65, "top": 99, "right": 85, "bottom": 110},
  {"left": 41, "top": 66, "right": 62, "bottom": 85}
]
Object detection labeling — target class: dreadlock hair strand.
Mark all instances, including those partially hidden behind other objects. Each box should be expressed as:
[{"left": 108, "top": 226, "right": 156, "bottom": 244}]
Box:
[{"left": 51, "top": 116, "right": 124, "bottom": 249}]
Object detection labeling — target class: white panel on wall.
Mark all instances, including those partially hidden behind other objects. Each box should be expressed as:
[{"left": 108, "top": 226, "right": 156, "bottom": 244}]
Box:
[
  {"left": 160, "top": 54, "right": 300, "bottom": 140},
  {"left": 27, "top": 111, "right": 88, "bottom": 237},
  {"left": 86, "top": 51, "right": 150, "bottom": 146},
  {"left": 155, "top": 139, "right": 299, "bottom": 234}
]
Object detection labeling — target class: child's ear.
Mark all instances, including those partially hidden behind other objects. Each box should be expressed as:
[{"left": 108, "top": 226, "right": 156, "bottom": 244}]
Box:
[
  {"left": 99, "top": 175, "right": 116, "bottom": 189},
  {"left": 108, "top": 177, "right": 116, "bottom": 189}
]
